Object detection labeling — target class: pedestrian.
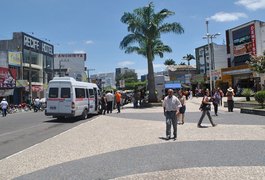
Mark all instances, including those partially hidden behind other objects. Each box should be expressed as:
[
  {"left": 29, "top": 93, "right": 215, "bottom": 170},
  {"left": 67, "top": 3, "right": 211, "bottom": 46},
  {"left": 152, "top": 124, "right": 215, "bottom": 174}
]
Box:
[
  {"left": 212, "top": 88, "right": 221, "bottom": 116},
  {"left": 106, "top": 91, "right": 114, "bottom": 113},
  {"left": 177, "top": 90, "right": 186, "bottom": 125},
  {"left": 218, "top": 87, "right": 224, "bottom": 106},
  {"left": 197, "top": 89, "right": 217, "bottom": 128},
  {"left": 226, "top": 87, "right": 235, "bottom": 112},
  {"left": 115, "top": 91, "right": 121, "bottom": 113},
  {"left": 100, "top": 93, "right": 107, "bottom": 115},
  {"left": 162, "top": 89, "right": 182, "bottom": 140},
  {"left": 189, "top": 89, "right": 193, "bottom": 99},
  {"left": 34, "top": 97, "right": 40, "bottom": 112},
  {"left": 0, "top": 98, "right": 8, "bottom": 117}
]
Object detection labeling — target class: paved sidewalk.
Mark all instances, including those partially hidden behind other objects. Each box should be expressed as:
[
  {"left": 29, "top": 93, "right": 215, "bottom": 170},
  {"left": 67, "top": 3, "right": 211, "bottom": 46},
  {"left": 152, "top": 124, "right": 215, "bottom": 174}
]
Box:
[{"left": 0, "top": 98, "right": 264, "bottom": 179}]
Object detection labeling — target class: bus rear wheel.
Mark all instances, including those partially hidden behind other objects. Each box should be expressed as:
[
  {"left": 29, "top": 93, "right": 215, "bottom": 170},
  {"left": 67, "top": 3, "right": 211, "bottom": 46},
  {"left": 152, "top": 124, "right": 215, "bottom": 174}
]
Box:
[{"left": 81, "top": 109, "right": 88, "bottom": 120}]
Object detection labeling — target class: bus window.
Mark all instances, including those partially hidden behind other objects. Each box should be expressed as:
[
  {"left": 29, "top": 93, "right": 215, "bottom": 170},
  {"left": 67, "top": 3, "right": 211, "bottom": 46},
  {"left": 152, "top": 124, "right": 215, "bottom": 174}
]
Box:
[
  {"left": 49, "top": 88, "right": 58, "bottom": 98},
  {"left": 61, "top": 88, "right": 71, "bottom": 98},
  {"left": 75, "top": 88, "right": 85, "bottom": 98},
  {"left": 89, "top": 89, "right": 94, "bottom": 98}
]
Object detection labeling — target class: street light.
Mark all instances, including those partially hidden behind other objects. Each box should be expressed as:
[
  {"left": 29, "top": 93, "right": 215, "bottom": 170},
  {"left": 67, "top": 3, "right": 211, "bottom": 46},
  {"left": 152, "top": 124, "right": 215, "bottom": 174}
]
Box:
[
  {"left": 87, "top": 68, "right": 95, "bottom": 82},
  {"left": 203, "top": 20, "right": 221, "bottom": 94}
]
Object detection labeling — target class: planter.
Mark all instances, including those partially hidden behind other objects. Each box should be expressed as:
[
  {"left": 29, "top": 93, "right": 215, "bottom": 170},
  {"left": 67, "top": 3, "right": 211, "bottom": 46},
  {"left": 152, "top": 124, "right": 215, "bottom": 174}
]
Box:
[{"left": 241, "top": 107, "right": 265, "bottom": 116}]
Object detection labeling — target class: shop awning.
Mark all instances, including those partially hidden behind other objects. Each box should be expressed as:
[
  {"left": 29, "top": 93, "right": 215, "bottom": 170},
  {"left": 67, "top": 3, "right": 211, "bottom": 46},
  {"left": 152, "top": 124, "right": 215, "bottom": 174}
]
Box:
[
  {"left": 165, "top": 83, "right": 181, "bottom": 89},
  {"left": 181, "top": 83, "right": 191, "bottom": 89}
]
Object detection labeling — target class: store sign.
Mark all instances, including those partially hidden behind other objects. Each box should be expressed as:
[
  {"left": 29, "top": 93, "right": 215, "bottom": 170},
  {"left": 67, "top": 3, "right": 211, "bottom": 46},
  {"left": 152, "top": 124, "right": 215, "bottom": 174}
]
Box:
[
  {"left": 0, "top": 89, "right": 14, "bottom": 97},
  {"left": 0, "top": 67, "right": 16, "bottom": 88},
  {"left": 23, "top": 34, "right": 54, "bottom": 55},
  {"left": 250, "top": 24, "right": 256, "bottom": 56},
  {"left": 8, "top": 51, "right": 21, "bottom": 66}
]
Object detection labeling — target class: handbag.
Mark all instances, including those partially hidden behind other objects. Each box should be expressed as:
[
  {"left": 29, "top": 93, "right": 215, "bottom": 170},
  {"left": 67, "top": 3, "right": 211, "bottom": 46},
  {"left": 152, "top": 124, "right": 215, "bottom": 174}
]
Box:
[{"left": 199, "top": 103, "right": 211, "bottom": 111}]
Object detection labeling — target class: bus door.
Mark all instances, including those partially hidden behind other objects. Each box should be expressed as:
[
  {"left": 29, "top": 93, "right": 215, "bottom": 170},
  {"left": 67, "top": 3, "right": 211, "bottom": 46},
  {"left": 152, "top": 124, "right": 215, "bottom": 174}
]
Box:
[
  {"left": 93, "top": 87, "right": 98, "bottom": 111},
  {"left": 88, "top": 88, "right": 95, "bottom": 113}
]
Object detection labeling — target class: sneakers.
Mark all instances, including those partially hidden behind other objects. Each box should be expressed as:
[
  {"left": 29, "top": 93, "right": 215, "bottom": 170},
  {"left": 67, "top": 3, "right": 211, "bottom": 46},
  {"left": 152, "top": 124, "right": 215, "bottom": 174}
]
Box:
[
  {"left": 166, "top": 135, "right": 170, "bottom": 140},
  {"left": 197, "top": 125, "right": 203, "bottom": 128},
  {"left": 212, "top": 124, "right": 217, "bottom": 127}
]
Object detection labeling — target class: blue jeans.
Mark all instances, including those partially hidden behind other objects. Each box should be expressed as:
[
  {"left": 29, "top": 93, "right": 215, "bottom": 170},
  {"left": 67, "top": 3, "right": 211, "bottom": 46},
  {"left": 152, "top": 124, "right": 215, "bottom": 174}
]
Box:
[{"left": 165, "top": 111, "right": 177, "bottom": 138}]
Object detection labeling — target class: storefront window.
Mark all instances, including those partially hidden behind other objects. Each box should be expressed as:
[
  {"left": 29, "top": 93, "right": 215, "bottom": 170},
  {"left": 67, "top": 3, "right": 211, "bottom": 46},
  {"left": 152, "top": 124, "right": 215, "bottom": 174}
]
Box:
[{"left": 23, "top": 49, "right": 41, "bottom": 66}]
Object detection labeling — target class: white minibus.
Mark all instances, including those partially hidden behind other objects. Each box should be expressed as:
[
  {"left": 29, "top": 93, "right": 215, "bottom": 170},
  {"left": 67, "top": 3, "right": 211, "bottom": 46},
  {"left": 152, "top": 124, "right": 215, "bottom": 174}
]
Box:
[{"left": 45, "top": 77, "right": 100, "bottom": 119}]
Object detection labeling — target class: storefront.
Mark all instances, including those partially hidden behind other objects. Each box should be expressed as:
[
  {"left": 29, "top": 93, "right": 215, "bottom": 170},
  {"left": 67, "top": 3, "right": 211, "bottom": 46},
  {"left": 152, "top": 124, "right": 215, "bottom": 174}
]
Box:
[{"left": 0, "top": 32, "right": 54, "bottom": 104}]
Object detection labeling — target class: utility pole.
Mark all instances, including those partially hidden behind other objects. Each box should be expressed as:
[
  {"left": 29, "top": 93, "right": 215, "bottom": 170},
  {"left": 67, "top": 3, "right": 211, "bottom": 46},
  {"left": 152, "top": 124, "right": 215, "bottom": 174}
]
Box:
[{"left": 29, "top": 49, "right": 32, "bottom": 104}]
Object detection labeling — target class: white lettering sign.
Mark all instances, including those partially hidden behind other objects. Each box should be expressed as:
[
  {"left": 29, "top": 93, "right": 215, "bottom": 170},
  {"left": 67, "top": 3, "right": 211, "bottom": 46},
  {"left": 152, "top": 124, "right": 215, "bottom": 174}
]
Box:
[
  {"left": 24, "top": 35, "right": 40, "bottom": 50},
  {"left": 42, "top": 43, "right": 53, "bottom": 55}
]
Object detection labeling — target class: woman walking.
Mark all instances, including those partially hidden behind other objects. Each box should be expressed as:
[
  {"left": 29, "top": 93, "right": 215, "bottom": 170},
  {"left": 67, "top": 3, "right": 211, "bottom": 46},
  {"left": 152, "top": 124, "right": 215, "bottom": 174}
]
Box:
[
  {"left": 178, "top": 90, "right": 186, "bottom": 125},
  {"left": 212, "top": 89, "right": 221, "bottom": 116},
  {"left": 198, "top": 89, "right": 217, "bottom": 128}
]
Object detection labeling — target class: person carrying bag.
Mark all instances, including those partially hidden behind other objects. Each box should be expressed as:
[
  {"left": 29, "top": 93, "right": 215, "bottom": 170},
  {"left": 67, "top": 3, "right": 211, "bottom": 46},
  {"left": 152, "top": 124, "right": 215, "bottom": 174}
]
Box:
[{"left": 197, "top": 89, "right": 217, "bottom": 128}]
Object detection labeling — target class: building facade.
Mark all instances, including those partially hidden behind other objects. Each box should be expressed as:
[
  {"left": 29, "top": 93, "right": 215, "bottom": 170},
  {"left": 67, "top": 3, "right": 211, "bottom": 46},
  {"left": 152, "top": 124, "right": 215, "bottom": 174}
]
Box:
[
  {"left": 54, "top": 53, "right": 87, "bottom": 82},
  {"left": 90, "top": 72, "right": 116, "bottom": 90},
  {"left": 195, "top": 43, "right": 227, "bottom": 79},
  {"left": 0, "top": 32, "right": 54, "bottom": 104},
  {"left": 223, "top": 20, "right": 265, "bottom": 93}
]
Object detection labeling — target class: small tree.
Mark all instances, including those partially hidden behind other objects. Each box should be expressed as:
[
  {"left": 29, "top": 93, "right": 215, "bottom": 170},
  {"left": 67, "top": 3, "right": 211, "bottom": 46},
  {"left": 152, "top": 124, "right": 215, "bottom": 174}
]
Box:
[
  {"left": 164, "top": 59, "right": 175, "bottom": 66},
  {"left": 254, "top": 90, "right": 265, "bottom": 109},
  {"left": 247, "top": 51, "right": 265, "bottom": 73},
  {"left": 241, "top": 88, "right": 254, "bottom": 101}
]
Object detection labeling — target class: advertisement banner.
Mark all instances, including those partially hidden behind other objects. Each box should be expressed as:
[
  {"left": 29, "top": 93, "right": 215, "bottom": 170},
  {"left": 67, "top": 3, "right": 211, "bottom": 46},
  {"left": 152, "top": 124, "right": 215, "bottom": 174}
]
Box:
[
  {"left": 0, "top": 67, "right": 16, "bottom": 88},
  {"left": 8, "top": 51, "right": 22, "bottom": 66},
  {"left": 0, "top": 51, "right": 8, "bottom": 68},
  {"left": 25, "top": 85, "right": 43, "bottom": 92},
  {"left": 233, "top": 42, "right": 252, "bottom": 56},
  {"left": 0, "top": 89, "right": 14, "bottom": 97}
]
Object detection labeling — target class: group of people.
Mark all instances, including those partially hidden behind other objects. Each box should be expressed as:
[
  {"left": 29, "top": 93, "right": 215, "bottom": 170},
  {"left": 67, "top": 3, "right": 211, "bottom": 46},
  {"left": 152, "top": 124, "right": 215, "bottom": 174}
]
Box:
[
  {"left": 162, "top": 86, "right": 235, "bottom": 140},
  {"left": 100, "top": 91, "right": 122, "bottom": 114}
]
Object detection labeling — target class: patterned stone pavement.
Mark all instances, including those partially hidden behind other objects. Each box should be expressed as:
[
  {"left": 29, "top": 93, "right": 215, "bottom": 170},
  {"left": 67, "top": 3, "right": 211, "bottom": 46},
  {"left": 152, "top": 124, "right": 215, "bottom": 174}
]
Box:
[{"left": 0, "top": 97, "right": 264, "bottom": 180}]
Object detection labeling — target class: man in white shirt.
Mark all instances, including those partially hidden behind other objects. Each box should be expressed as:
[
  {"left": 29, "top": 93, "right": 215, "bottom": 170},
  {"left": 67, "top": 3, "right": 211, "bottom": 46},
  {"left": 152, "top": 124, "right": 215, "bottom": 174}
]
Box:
[
  {"left": 162, "top": 89, "right": 182, "bottom": 140},
  {"left": 34, "top": 97, "right": 40, "bottom": 111},
  {"left": 105, "top": 91, "right": 114, "bottom": 113},
  {"left": 0, "top": 98, "right": 8, "bottom": 117}
]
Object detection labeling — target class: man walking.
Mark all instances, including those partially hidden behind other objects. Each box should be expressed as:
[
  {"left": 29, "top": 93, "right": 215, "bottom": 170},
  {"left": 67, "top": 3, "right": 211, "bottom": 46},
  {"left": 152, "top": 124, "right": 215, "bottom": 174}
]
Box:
[
  {"left": 106, "top": 91, "right": 114, "bottom": 113},
  {"left": 0, "top": 98, "right": 8, "bottom": 117},
  {"left": 162, "top": 89, "right": 182, "bottom": 140},
  {"left": 115, "top": 91, "right": 121, "bottom": 113}
]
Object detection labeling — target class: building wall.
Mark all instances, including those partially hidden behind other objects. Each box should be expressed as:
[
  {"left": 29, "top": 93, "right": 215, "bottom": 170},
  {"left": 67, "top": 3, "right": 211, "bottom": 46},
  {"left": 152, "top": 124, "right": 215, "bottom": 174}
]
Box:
[
  {"left": 90, "top": 72, "right": 116, "bottom": 89},
  {"left": 54, "top": 53, "right": 86, "bottom": 81}
]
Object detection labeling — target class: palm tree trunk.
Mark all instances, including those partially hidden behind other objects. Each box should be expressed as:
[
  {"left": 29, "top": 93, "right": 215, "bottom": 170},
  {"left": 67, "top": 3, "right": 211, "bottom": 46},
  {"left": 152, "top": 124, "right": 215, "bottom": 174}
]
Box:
[{"left": 147, "top": 55, "right": 157, "bottom": 103}]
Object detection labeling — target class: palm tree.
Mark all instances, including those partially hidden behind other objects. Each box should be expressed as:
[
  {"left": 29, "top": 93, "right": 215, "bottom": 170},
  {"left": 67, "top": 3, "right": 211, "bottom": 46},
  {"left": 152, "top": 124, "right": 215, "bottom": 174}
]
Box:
[
  {"left": 164, "top": 59, "right": 176, "bottom": 66},
  {"left": 120, "top": 2, "right": 184, "bottom": 102},
  {"left": 183, "top": 54, "right": 195, "bottom": 74}
]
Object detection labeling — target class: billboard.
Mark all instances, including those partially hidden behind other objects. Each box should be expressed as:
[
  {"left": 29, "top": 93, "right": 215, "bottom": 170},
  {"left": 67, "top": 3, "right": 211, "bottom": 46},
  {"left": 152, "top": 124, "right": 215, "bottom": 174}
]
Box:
[
  {"left": 0, "top": 67, "right": 16, "bottom": 88},
  {"left": 232, "top": 24, "right": 256, "bottom": 57},
  {"left": 8, "top": 51, "right": 22, "bottom": 66}
]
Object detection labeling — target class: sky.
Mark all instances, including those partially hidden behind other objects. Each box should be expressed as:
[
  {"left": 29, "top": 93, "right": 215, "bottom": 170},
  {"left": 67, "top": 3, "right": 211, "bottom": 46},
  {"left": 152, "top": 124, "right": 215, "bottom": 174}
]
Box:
[{"left": 1, "top": 0, "right": 265, "bottom": 77}]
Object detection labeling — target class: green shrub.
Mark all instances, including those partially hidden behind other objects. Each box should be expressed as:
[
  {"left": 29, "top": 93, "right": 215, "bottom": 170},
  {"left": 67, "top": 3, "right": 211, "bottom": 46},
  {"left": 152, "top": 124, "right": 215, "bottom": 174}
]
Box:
[
  {"left": 241, "top": 88, "right": 254, "bottom": 97},
  {"left": 254, "top": 90, "right": 265, "bottom": 109}
]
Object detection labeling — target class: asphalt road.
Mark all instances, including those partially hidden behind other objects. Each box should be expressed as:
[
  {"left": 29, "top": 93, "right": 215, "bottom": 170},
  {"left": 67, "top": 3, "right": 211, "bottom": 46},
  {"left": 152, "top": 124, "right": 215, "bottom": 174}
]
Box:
[{"left": 0, "top": 111, "right": 97, "bottom": 160}]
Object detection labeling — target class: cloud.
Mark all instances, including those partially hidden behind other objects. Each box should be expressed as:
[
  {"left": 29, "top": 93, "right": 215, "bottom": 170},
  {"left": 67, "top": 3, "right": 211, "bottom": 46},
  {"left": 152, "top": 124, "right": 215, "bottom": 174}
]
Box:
[
  {"left": 85, "top": 40, "right": 94, "bottom": 45},
  {"left": 235, "top": 0, "right": 265, "bottom": 11},
  {"left": 117, "top": 61, "right": 135, "bottom": 67},
  {"left": 73, "top": 50, "right": 86, "bottom": 53},
  {"left": 208, "top": 12, "right": 248, "bottom": 22}
]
